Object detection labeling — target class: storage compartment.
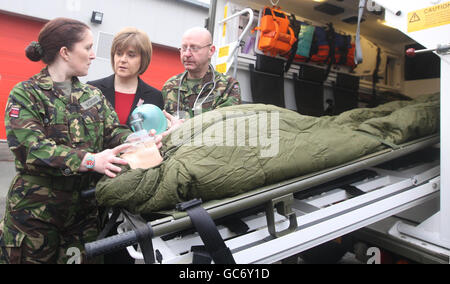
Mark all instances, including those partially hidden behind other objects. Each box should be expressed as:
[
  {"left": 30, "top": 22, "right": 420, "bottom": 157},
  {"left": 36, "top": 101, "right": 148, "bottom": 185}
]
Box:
[
  {"left": 333, "top": 73, "right": 359, "bottom": 114},
  {"left": 249, "top": 54, "right": 285, "bottom": 107},
  {"left": 294, "top": 64, "right": 327, "bottom": 116}
]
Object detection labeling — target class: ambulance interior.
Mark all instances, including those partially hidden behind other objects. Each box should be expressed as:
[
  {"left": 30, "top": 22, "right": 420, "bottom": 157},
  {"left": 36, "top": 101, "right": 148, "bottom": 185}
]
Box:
[
  {"left": 206, "top": 0, "right": 447, "bottom": 264},
  {"left": 86, "top": 0, "right": 449, "bottom": 264},
  {"left": 211, "top": 0, "right": 441, "bottom": 107}
]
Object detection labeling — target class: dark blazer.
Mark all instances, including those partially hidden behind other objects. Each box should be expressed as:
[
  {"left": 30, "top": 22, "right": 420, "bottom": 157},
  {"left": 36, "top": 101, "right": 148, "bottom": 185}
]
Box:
[{"left": 88, "top": 74, "right": 164, "bottom": 127}]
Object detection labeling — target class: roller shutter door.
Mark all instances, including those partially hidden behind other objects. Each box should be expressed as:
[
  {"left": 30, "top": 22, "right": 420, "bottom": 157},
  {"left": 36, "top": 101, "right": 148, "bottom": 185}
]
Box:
[{"left": 0, "top": 13, "right": 45, "bottom": 140}]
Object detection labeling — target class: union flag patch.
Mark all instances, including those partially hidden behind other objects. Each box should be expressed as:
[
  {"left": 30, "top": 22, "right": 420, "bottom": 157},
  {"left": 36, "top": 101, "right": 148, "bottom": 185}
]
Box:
[{"left": 9, "top": 107, "right": 20, "bottom": 118}]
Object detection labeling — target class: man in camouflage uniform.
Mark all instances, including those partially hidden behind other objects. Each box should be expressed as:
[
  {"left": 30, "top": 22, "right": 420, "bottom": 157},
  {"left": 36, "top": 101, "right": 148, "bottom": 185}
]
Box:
[
  {"left": 0, "top": 67, "right": 131, "bottom": 264},
  {"left": 162, "top": 27, "right": 241, "bottom": 119}
]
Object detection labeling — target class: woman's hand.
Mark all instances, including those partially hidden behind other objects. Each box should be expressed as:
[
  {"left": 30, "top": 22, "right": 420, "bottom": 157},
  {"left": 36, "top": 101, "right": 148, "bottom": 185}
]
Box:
[
  {"left": 162, "top": 110, "right": 185, "bottom": 137},
  {"left": 80, "top": 143, "right": 132, "bottom": 178}
]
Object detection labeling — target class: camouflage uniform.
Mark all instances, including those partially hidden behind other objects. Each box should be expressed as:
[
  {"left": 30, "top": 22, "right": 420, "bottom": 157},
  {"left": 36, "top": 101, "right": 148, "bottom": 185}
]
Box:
[
  {"left": 0, "top": 68, "right": 131, "bottom": 264},
  {"left": 162, "top": 67, "right": 241, "bottom": 118}
]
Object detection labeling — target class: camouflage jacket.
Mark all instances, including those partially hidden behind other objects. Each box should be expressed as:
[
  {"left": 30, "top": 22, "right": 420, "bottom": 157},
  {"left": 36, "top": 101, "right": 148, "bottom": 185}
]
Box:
[
  {"left": 4, "top": 67, "right": 132, "bottom": 177},
  {"left": 162, "top": 67, "right": 241, "bottom": 118}
]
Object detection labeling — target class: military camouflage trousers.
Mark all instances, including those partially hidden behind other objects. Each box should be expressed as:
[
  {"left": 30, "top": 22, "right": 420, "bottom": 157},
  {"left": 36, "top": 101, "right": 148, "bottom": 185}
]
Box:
[{"left": 0, "top": 175, "right": 102, "bottom": 264}]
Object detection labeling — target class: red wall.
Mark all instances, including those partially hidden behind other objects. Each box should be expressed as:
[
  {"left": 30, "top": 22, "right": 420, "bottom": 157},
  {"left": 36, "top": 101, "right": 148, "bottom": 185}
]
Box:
[
  {"left": 142, "top": 45, "right": 184, "bottom": 90},
  {"left": 0, "top": 13, "right": 184, "bottom": 140},
  {"left": 0, "top": 13, "right": 45, "bottom": 140}
]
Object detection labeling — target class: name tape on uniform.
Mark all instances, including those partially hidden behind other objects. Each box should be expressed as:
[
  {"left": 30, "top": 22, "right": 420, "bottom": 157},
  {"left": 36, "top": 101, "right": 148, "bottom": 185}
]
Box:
[{"left": 81, "top": 95, "right": 102, "bottom": 110}]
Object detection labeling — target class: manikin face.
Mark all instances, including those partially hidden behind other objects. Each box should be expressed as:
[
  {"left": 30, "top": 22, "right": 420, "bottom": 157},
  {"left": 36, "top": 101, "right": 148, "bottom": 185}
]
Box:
[
  {"left": 114, "top": 45, "right": 142, "bottom": 79},
  {"left": 66, "top": 29, "right": 96, "bottom": 77}
]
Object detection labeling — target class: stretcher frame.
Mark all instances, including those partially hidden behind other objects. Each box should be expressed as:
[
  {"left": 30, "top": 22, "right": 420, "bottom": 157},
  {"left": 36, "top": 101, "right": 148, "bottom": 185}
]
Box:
[{"left": 85, "top": 134, "right": 440, "bottom": 263}]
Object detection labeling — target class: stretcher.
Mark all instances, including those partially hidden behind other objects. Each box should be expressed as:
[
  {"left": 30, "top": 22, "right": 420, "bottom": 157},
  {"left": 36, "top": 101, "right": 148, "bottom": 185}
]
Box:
[
  {"left": 84, "top": 134, "right": 441, "bottom": 263},
  {"left": 86, "top": 0, "right": 449, "bottom": 263}
]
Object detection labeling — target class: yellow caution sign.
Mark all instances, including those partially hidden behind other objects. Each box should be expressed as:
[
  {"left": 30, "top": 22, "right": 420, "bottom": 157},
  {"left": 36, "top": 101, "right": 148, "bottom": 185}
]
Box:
[{"left": 408, "top": 2, "right": 450, "bottom": 32}]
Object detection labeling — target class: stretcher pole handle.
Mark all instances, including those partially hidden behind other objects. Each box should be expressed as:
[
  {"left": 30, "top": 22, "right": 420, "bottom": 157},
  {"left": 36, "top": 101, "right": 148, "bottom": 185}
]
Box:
[
  {"left": 85, "top": 230, "right": 138, "bottom": 258},
  {"left": 406, "top": 44, "right": 450, "bottom": 57},
  {"left": 406, "top": 47, "right": 435, "bottom": 57}
]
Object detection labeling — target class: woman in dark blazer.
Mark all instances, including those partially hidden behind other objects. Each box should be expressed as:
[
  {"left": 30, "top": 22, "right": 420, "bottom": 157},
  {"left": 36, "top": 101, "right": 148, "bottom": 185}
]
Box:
[
  {"left": 88, "top": 27, "right": 164, "bottom": 127},
  {"left": 88, "top": 27, "right": 164, "bottom": 264}
]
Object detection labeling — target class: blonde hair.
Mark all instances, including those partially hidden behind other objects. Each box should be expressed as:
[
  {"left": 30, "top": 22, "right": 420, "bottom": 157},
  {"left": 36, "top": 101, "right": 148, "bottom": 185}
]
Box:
[{"left": 110, "top": 27, "right": 152, "bottom": 75}]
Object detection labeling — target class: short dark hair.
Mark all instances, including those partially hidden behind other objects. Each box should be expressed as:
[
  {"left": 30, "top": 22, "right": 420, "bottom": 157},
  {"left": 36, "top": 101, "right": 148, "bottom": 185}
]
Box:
[{"left": 25, "top": 17, "right": 90, "bottom": 64}]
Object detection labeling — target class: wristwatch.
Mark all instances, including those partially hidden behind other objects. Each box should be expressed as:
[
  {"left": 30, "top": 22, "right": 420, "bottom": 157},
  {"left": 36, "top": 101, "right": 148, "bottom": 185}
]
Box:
[{"left": 85, "top": 153, "right": 95, "bottom": 170}]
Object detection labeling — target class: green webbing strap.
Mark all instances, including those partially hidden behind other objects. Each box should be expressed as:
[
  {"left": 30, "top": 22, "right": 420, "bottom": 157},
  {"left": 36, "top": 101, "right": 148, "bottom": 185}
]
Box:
[
  {"left": 21, "top": 174, "right": 57, "bottom": 188},
  {"left": 284, "top": 13, "right": 300, "bottom": 73},
  {"left": 21, "top": 174, "right": 93, "bottom": 192},
  {"left": 357, "top": 131, "right": 401, "bottom": 150},
  {"left": 177, "top": 199, "right": 236, "bottom": 264},
  {"left": 323, "top": 23, "right": 336, "bottom": 81},
  {"left": 96, "top": 208, "right": 121, "bottom": 240},
  {"left": 122, "top": 210, "right": 155, "bottom": 264}
]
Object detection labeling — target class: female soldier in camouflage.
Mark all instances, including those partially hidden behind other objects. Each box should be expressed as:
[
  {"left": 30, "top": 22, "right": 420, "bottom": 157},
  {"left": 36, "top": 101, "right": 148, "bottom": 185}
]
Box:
[{"left": 0, "top": 18, "right": 135, "bottom": 264}]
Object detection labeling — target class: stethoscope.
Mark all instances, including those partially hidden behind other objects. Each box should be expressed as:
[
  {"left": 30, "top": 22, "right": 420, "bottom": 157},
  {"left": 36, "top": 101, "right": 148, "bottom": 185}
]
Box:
[{"left": 176, "top": 64, "right": 217, "bottom": 118}]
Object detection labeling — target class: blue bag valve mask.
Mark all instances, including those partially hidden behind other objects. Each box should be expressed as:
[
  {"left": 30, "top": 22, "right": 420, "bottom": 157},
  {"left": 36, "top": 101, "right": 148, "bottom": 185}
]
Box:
[
  {"left": 124, "top": 110, "right": 164, "bottom": 169},
  {"left": 128, "top": 113, "right": 153, "bottom": 145},
  {"left": 131, "top": 104, "right": 167, "bottom": 135}
]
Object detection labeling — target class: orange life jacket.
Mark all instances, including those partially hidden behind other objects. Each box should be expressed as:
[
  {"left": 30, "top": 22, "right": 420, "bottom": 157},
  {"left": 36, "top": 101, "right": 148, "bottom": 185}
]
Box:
[
  {"left": 295, "top": 26, "right": 356, "bottom": 69},
  {"left": 309, "top": 26, "right": 330, "bottom": 63},
  {"left": 253, "top": 6, "right": 296, "bottom": 57}
]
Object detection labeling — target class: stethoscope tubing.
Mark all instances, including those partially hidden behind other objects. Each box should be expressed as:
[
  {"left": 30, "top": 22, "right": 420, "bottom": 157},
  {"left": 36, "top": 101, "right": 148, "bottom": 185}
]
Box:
[{"left": 176, "top": 64, "right": 217, "bottom": 117}]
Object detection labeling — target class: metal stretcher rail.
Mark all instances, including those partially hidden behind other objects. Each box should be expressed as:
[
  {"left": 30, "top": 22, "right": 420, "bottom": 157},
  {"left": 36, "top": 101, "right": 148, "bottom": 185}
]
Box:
[{"left": 85, "top": 135, "right": 439, "bottom": 258}]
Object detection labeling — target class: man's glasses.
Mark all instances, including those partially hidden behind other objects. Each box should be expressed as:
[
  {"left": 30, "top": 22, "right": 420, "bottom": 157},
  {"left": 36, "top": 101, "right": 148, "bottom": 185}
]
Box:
[{"left": 179, "top": 44, "right": 212, "bottom": 53}]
